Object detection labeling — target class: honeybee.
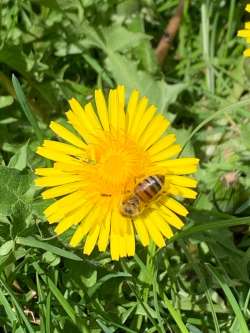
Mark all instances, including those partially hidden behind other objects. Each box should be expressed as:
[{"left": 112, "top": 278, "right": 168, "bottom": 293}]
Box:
[{"left": 120, "top": 175, "right": 165, "bottom": 218}]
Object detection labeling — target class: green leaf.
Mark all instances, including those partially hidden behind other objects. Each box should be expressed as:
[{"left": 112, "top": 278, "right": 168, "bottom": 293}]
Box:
[
  {"left": 103, "top": 25, "right": 149, "bottom": 52},
  {"left": 12, "top": 74, "right": 43, "bottom": 142},
  {"left": 0, "top": 166, "right": 33, "bottom": 216},
  {"left": 0, "top": 46, "right": 27, "bottom": 75},
  {"left": 169, "top": 216, "right": 250, "bottom": 243},
  {"left": 0, "top": 240, "right": 14, "bottom": 256},
  {"left": 207, "top": 265, "right": 249, "bottom": 333},
  {"left": 8, "top": 141, "right": 29, "bottom": 171},
  {"left": 16, "top": 236, "right": 83, "bottom": 261},
  {"left": 0, "top": 287, "right": 20, "bottom": 327},
  {"left": 106, "top": 52, "right": 185, "bottom": 113},
  {"left": 0, "top": 96, "right": 14, "bottom": 108},
  {"left": 0, "top": 277, "right": 36, "bottom": 333},
  {"left": 162, "top": 293, "right": 189, "bottom": 333}
]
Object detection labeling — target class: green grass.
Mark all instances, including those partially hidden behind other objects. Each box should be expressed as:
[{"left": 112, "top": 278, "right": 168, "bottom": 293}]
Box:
[{"left": 0, "top": 0, "right": 250, "bottom": 332}]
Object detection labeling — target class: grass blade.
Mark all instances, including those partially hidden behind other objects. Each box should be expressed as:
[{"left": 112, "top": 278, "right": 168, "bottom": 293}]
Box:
[
  {"left": 169, "top": 216, "right": 250, "bottom": 243},
  {"left": 181, "top": 97, "right": 250, "bottom": 153},
  {"left": 162, "top": 293, "right": 189, "bottom": 333},
  {"left": 152, "top": 271, "right": 165, "bottom": 333},
  {"left": 33, "top": 263, "right": 90, "bottom": 333},
  {"left": 16, "top": 236, "right": 83, "bottom": 261},
  {"left": 0, "top": 276, "right": 35, "bottom": 333},
  {"left": 0, "top": 286, "right": 18, "bottom": 325},
  {"left": 33, "top": 263, "right": 76, "bottom": 323},
  {"left": 207, "top": 265, "right": 249, "bottom": 333},
  {"left": 12, "top": 74, "right": 43, "bottom": 142}
]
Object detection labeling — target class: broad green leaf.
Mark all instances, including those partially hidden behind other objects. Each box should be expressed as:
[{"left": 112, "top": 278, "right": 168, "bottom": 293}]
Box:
[
  {"left": 103, "top": 25, "right": 149, "bottom": 52},
  {"left": 8, "top": 141, "right": 29, "bottom": 170},
  {"left": 106, "top": 52, "right": 185, "bottom": 113},
  {"left": 0, "top": 166, "right": 33, "bottom": 216},
  {"left": 0, "top": 240, "right": 14, "bottom": 256},
  {"left": 0, "top": 46, "right": 27, "bottom": 75},
  {"left": 0, "top": 96, "right": 14, "bottom": 108}
]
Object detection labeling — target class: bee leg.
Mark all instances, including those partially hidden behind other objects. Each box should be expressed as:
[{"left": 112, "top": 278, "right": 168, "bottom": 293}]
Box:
[{"left": 101, "top": 193, "right": 112, "bottom": 197}]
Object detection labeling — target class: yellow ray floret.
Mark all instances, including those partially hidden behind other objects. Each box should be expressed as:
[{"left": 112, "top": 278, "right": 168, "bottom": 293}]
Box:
[
  {"left": 35, "top": 86, "right": 199, "bottom": 260},
  {"left": 238, "top": 5, "right": 250, "bottom": 57}
]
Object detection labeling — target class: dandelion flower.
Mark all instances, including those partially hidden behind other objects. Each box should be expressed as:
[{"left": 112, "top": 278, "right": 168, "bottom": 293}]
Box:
[
  {"left": 238, "top": 4, "right": 250, "bottom": 57},
  {"left": 35, "top": 86, "right": 199, "bottom": 260}
]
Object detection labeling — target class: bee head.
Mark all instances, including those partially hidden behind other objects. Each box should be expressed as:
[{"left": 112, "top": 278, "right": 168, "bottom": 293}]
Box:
[{"left": 120, "top": 195, "right": 143, "bottom": 217}]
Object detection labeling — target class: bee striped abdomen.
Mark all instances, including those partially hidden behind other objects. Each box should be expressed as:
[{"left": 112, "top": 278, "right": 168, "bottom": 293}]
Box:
[
  {"left": 135, "top": 175, "right": 165, "bottom": 202},
  {"left": 120, "top": 174, "right": 165, "bottom": 218}
]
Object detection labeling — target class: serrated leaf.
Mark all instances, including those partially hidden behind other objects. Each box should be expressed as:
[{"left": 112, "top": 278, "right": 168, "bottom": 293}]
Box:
[
  {"left": 0, "top": 166, "right": 33, "bottom": 217},
  {"left": 103, "top": 25, "right": 149, "bottom": 52},
  {"left": 106, "top": 52, "right": 185, "bottom": 113}
]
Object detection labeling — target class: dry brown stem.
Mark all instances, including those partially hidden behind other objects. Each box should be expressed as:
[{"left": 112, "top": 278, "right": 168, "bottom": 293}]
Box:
[{"left": 155, "top": 0, "right": 184, "bottom": 65}]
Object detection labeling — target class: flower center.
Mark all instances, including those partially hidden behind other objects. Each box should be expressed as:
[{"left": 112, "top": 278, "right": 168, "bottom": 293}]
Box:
[{"left": 83, "top": 132, "right": 151, "bottom": 199}]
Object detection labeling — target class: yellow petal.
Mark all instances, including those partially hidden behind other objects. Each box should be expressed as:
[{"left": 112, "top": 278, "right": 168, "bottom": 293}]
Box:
[
  {"left": 125, "top": 219, "right": 135, "bottom": 256},
  {"left": 168, "top": 184, "right": 197, "bottom": 199},
  {"left": 69, "top": 205, "right": 102, "bottom": 247},
  {"left": 108, "top": 89, "right": 118, "bottom": 132},
  {"left": 144, "top": 216, "right": 165, "bottom": 248},
  {"left": 43, "top": 140, "right": 84, "bottom": 157},
  {"left": 245, "top": 22, "right": 250, "bottom": 29},
  {"left": 55, "top": 203, "right": 92, "bottom": 235},
  {"left": 35, "top": 168, "right": 65, "bottom": 176},
  {"left": 111, "top": 210, "right": 131, "bottom": 258},
  {"left": 150, "top": 144, "right": 181, "bottom": 162},
  {"left": 167, "top": 175, "right": 197, "bottom": 188},
  {"left": 95, "top": 89, "right": 109, "bottom": 131},
  {"left": 119, "top": 236, "right": 127, "bottom": 258},
  {"left": 66, "top": 110, "right": 93, "bottom": 143},
  {"left": 69, "top": 98, "right": 102, "bottom": 137},
  {"left": 98, "top": 212, "right": 111, "bottom": 252},
  {"left": 139, "top": 115, "right": 170, "bottom": 150},
  {"left": 149, "top": 211, "right": 173, "bottom": 239},
  {"left": 50, "top": 121, "right": 86, "bottom": 149},
  {"left": 35, "top": 175, "right": 82, "bottom": 187},
  {"left": 159, "top": 206, "right": 184, "bottom": 229},
  {"left": 53, "top": 162, "right": 83, "bottom": 172},
  {"left": 42, "top": 183, "right": 80, "bottom": 199},
  {"left": 126, "top": 89, "right": 140, "bottom": 132},
  {"left": 246, "top": 5, "right": 250, "bottom": 12},
  {"left": 68, "top": 97, "right": 85, "bottom": 118},
  {"left": 163, "top": 197, "right": 188, "bottom": 216},
  {"left": 117, "top": 85, "right": 126, "bottom": 131},
  {"left": 44, "top": 191, "right": 85, "bottom": 218},
  {"left": 157, "top": 158, "right": 199, "bottom": 175},
  {"left": 133, "top": 217, "right": 149, "bottom": 246},
  {"left": 85, "top": 102, "right": 102, "bottom": 132},
  {"left": 110, "top": 211, "right": 121, "bottom": 260},
  {"left": 36, "top": 147, "right": 79, "bottom": 164},
  {"left": 237, "top": 30, "right": 250, "bottom": 38},
  {"left": 128, "top": 96, "right": 148, "bottom": 137},
  {"left": 243, "top": 48, "right": 250, "bottom": 57},
  {"left": 83, "top": 223, "right": 101, "bottom": 255},
  {"left": 134, "top": 105, "right": 157, "bottom": 141},
  {"left": 147, "top": 134, "right": 176, "bottom": 155}
]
